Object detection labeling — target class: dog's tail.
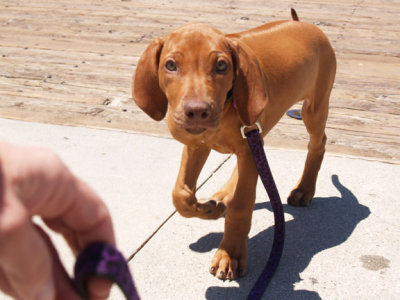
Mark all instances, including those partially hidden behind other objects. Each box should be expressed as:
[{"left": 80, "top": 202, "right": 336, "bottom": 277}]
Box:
[{"left": 291, "top": 8, "right": 300, "bottom": 21}]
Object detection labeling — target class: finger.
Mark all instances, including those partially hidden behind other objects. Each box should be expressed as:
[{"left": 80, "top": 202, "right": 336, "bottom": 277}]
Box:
[
  {"left": 0, "top": 195, "right": 55, "bottom": 300},
  {"left": 5, "top": 145, "right": 115, "bottom": 252},
  {"left": 38, "top": 173, "right": 115, "bottom": 300},
  {"left": 2, "top": 144, "right": 116, "bottom": 298},
  {"left": 88, "top": 278, "right": 113, "bottom": 300},
  {"left": 42, "top": 177, "right": 115, "bottom": 253},
  {"left": 40, "top": 167, "right": 116, "bottom": 299}
]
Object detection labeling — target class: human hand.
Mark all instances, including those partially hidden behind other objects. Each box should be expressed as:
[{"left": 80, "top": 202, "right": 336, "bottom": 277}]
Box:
[{"left": 0, "top": 141, "right": 115, "bottom": 300}]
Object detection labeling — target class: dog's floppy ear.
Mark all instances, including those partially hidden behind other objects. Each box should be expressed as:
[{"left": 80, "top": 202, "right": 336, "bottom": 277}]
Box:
[
  {"left": 132, "top": 38, "right": 167, "bottom": 121},
  {"left": 228, "top": 39, "right": 268, "bottom": 126}
]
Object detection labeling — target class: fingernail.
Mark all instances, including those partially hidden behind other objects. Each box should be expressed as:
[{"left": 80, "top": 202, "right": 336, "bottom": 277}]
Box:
[
  {"left": 210, "top": 266, "right": 216, "bottom": 273},
  {"left": 35, "top": 279, "right": 55, "bottom": 300}
]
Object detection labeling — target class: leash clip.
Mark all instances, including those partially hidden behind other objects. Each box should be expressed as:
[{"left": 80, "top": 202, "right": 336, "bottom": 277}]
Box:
[{"left": 241, "top": 121, "right": 262, "bottom": 139}]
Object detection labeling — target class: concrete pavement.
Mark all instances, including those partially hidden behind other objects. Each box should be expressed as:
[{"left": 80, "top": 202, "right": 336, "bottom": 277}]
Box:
[{"left": 0, "top": 117, "right": 399, "bottom": 299}]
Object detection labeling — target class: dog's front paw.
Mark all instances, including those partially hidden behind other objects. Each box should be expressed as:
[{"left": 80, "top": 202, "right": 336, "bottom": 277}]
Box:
[
  {"left": 173, "top": 187, "right": 226, "bottom": 219},
  {"left": 288, "top": 187, "right": 314, "bottom": 206},
  {"left": 209, "top": 240, "right": 247, "bottom": 280},
  {"left": 196, "top": 199, "right": 226, "bottom": 220}
]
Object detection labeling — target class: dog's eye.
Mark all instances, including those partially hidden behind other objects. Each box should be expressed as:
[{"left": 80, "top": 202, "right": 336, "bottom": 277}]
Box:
[
  {"left": 216, "top": 59, "right": 229, "bottom": 73},
  {"left": 165, "top": 60, "right": 177, "bottom": 72}
]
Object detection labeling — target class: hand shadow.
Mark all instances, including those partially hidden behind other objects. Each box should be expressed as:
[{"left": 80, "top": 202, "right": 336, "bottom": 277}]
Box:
[{"left": 189, "top": 175, "right": 370, "bottom": 299}]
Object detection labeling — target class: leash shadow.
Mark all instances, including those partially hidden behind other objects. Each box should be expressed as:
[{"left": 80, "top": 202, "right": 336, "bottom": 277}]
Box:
[{"left": 189, "top": 175, "right": 370, "bottom": 299}]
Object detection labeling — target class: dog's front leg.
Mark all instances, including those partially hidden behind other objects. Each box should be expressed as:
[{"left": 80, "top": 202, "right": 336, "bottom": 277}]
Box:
[
  {"left": 172, "top": 145, "right": 226, "bottom": 219},
  {"left": 210, "top": 150, "right": 258, "bottom": 280}
]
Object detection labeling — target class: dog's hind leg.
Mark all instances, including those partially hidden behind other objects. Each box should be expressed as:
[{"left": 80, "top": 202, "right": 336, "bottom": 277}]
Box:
[{"left": 288, "top": 75, "right": 334, "bottom": 206}]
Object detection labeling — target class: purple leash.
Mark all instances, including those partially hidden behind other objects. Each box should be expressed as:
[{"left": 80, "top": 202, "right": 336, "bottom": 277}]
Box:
[
  {"left": 74, "top": 242, "right": 140, "bottom": 300},
  {"left": 244, "top": 126, "right": 285, "bottom": 300}
]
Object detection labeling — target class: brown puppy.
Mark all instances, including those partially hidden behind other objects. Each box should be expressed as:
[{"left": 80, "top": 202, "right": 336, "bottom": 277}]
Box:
[{"left": 132, "top": 9, "right": 336, "bottom": 280}]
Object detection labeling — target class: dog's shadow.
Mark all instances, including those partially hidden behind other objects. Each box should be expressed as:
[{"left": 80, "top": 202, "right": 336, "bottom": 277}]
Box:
[{"left": 189, "top": 175, "right": 370, "bottom": 299}]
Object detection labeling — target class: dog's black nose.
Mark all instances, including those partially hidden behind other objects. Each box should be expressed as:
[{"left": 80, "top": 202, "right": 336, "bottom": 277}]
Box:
[{"left": 184, "top": 101, "right": 211, "bottom": 121}]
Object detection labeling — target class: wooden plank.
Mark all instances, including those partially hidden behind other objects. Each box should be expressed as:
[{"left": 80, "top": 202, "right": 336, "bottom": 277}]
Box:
[{"left": 0, "top": 0, "right": 399, "bottom": 164}]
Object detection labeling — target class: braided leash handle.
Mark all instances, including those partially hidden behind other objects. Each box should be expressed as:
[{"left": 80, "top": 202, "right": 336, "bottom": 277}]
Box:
[
  {"left": 245, "top": 129, "right": 285, "bottom": 300},
  {"left": 74, "top": 242, "right": 140, "bottom": 300}
]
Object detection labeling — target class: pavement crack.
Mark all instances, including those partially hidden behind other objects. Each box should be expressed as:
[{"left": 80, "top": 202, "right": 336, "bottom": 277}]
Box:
[
  {"left": 127, "top": 210, "right": 177, "bottom": 262},
  {"left": 127, "top": 154, "right": 233, "bottom": 262},
  {"left": 197, "top": 154, "right": 233, "bottom": 191}
]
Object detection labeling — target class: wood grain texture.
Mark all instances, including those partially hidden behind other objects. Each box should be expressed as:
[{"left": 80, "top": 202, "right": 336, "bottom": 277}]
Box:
[{"left": 0, "top": 0, "right": 399, "bottom": 163}]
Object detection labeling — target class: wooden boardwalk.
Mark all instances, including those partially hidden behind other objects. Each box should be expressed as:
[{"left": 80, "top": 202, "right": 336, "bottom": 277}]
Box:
[{"left": 0, "top": 0, "right": 399, "bottom": 163}]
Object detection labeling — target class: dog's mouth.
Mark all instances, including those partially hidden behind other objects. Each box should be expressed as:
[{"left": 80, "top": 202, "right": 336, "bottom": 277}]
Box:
[
  {"left": 181, "top": 116, "right": 220, "bottom": 135},
  {"left": 185, "top": 127, "right": 207, "bottom": 135}
]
